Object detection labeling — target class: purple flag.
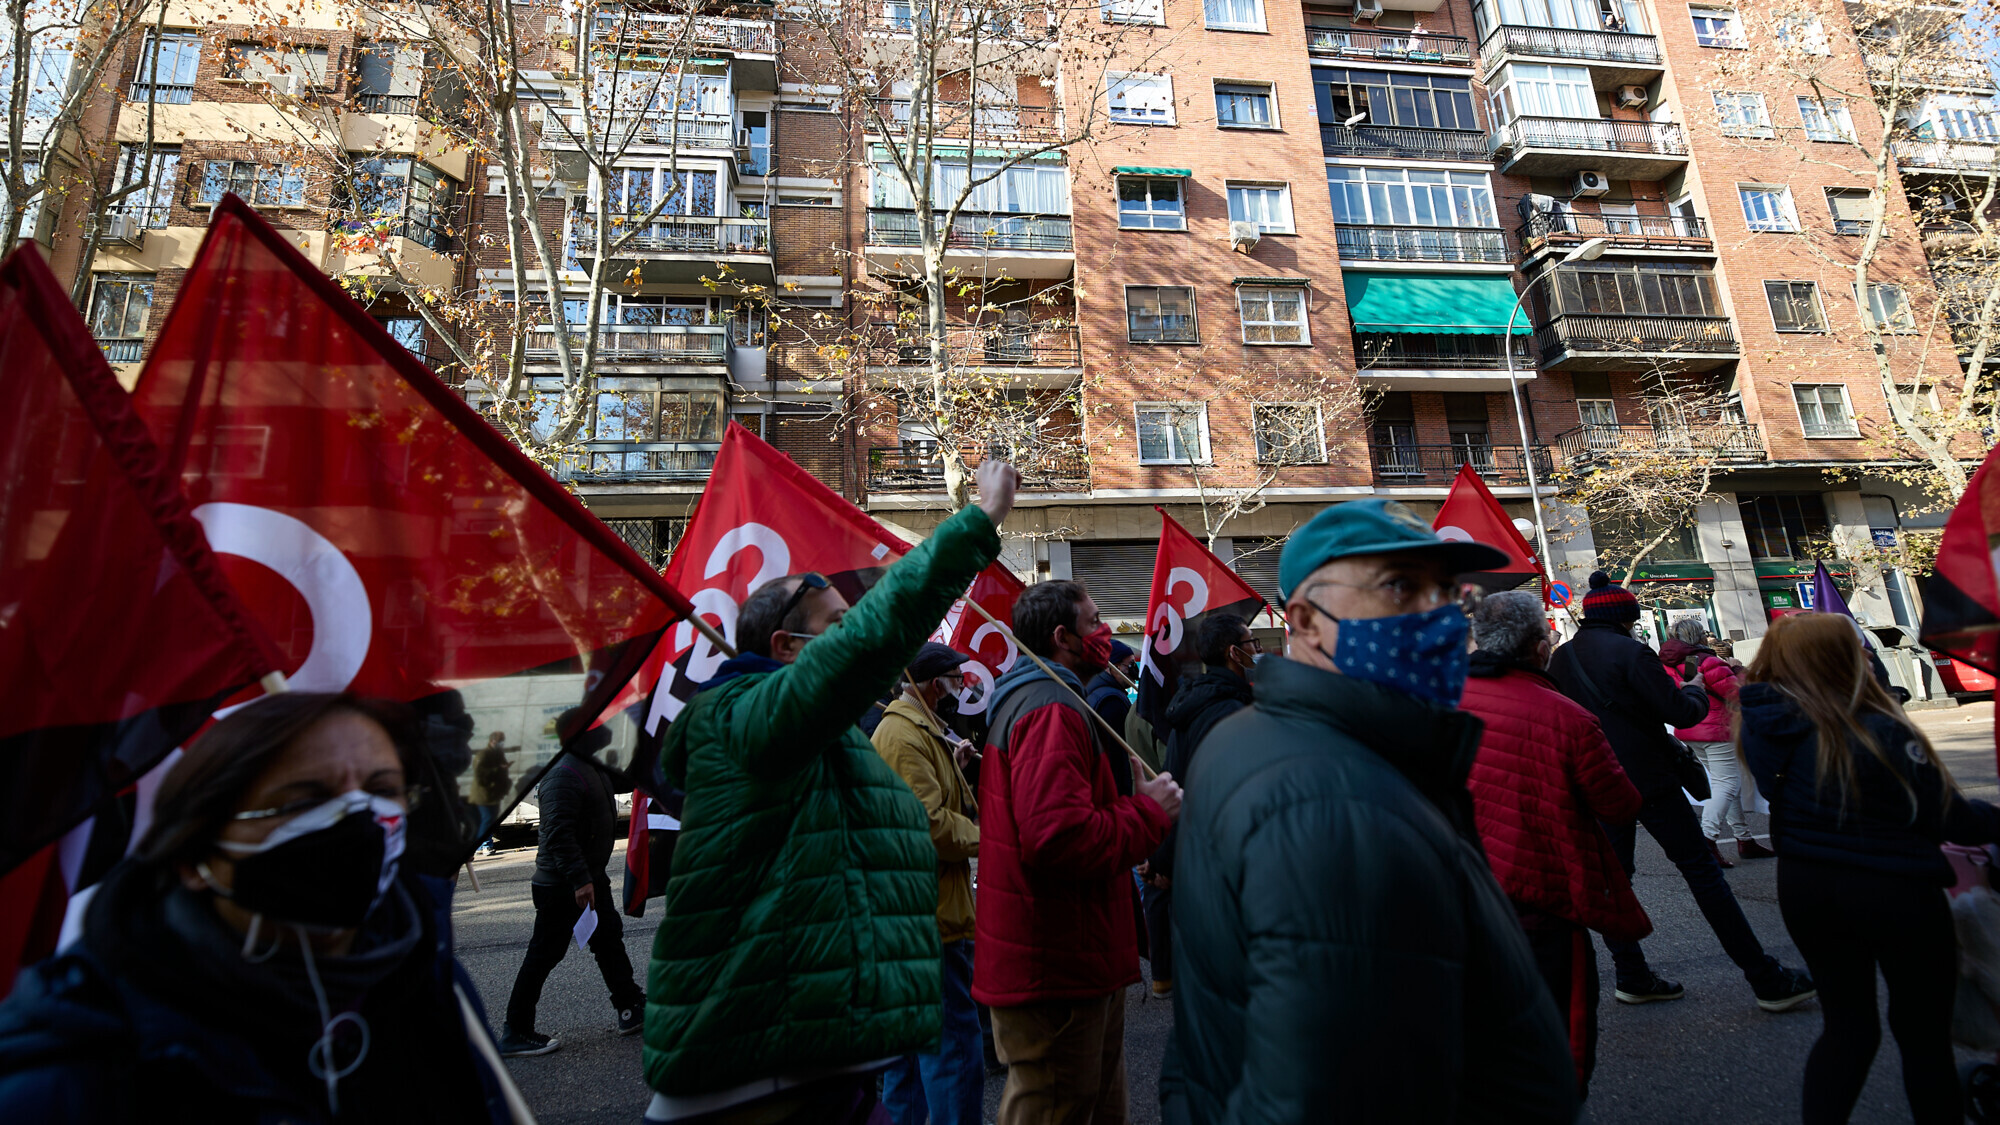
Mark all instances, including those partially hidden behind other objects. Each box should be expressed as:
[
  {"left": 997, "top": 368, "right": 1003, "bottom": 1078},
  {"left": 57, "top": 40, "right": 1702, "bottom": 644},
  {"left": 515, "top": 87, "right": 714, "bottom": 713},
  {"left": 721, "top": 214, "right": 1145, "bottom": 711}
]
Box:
[{"left": 1810, "top": 561, "right": 1872, "bottom": 647}]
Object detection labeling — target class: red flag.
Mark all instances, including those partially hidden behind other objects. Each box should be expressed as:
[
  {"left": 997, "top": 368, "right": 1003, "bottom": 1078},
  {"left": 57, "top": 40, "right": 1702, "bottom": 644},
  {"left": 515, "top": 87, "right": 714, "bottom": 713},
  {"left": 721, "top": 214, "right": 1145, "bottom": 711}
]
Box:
[
  {"left": 1432, "top": 464, "right": 1540, "bottom": 590},
  {"left": 936, "top": 563, "right": 1028, "bottom": 713},
  {"left": 0, "top": 243, "right": 284, "bottom": 988},
  {"left": 128, "top": 197, "right": 696, "bottom": 854},
  {"left": 1919, "top": 446, "right": 2000, "bottom": 770},
  {"left": 1134, "top": 509, "right": 1270, "bottom": 733}
]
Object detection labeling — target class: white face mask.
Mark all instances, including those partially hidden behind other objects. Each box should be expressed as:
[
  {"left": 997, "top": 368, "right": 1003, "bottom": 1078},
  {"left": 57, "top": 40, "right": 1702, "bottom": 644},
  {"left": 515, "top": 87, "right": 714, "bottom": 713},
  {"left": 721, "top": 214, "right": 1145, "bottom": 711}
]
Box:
[{"left": 210, "top": 790, "right": 408, "bottom": 930}]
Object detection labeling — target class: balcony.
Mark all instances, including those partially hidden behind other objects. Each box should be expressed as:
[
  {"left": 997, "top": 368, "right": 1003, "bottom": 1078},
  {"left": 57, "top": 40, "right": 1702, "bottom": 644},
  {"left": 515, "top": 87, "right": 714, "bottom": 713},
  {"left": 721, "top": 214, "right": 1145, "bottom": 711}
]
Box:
[
  {"left": 864, "top": 321, "right": 1081, "bottom": 370},
  {"left": 1554, "top": 421, "right": 1767, "bottom": 464},
  {"left": 128, "top": 82, "right": 193, "bottom": 105},
  {"left": 591, "top": 12, "right": 778, "bottom": 88},
  {"left": 1533, "top": 313, "right": 1739, "bottom": 371},
  {"left": 864, "top": 8, "right": 1054, "bottom": 40},
  {"left": 1369, "top": 441, "right": 1554, "bottom": 487},
  {"left": 867, "top": 444, "right": 1088, "bottom": 494},
  {"left": 1894, "top": 137, "right": 2000, "bottom": 176},
  {"left": 1320, "top": 123, "right": 1492, "bottom": 161},
  {"left": 1862, "top": 48, "right": 1996, "bottom": 93},
  {"left": 1493, "top": 117, "right": 1689, "bottom": 178},
  {"left": 866, "top": 98, "right": 1064, "bottom": 144},
  {"left": 98, "top": 338, "right": 144, "bottom": 363},
  {"left": 864, "top": 209, "right": 1074, "bottom": 278},
  {"left": 1353, "top": 332, "right": 1535, "bottom": 391},
  {"left": 557, "top": 444, "right": 721, "bottom": 484},
  {"left": 1519, "top": 210, "right": 1712, "bottom": 257},
  {"left": 540, "top": 110, "right": 735, "bottom": 151},
  {"left": 567, "top": 215, "right": 773, "bottom": 285},
  {"left": 524, "top": 324, "right": 731, "bottom": 365},
  {"left": 355, "top": 92, "right": 419, "bottom": 114},
  {"left": 1336, "top": 225, "right": 1510, "bottom": 264},
  {"left": 1478, "top": 26, "right": 1664, "bottom": 88},
  {"left": 1306, "top": 25, "right": 1473, "bottom": 66}
]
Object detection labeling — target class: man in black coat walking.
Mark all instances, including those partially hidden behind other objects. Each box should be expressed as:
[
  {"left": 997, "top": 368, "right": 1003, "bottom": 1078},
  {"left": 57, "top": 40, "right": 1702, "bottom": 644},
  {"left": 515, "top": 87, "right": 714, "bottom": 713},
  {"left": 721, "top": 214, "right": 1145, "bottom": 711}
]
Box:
[
  {"left": 1549, "top": 572, "right": 1814, "bottom": 1012},
  {"left": 499, "top": 713, "right": 647, "bottom": 1056}
]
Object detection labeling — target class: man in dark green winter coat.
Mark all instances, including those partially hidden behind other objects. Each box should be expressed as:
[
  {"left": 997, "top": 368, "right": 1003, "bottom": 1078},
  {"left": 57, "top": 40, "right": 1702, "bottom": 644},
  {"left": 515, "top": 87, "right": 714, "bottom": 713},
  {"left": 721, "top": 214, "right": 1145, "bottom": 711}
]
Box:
[
  {"left": 1161, "top": 498, "right": 1579, "bottom": 1123},
  {"left": 642, "top": 461, "right": 1018, "bottom": 1125}
]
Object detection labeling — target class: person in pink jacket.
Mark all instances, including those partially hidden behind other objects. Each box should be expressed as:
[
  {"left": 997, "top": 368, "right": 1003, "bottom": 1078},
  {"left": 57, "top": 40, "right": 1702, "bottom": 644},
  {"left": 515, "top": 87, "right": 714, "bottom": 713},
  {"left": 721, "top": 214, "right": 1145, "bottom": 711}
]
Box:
[{"left": 1658, "top": 619, "right": 1774, "bottom": 865}]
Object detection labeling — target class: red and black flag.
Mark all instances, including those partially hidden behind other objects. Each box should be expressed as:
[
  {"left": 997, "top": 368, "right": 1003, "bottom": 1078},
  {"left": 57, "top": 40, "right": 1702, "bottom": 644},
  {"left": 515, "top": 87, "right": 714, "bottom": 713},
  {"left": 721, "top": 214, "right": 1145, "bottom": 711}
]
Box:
[
  {"left": 1922, "top": 447, "right": 2000, "bottom": 680},
  {"left": 1134, "top": 509, "right": 1271, "bottom": 737},
  {"left": 1432, "top": 464, "right": 1541, "bottom": 590},
  {"left": 0, "top": 243, "right": 284, "bottom": 986},
  {"left": 935, "top": 561, "right": 1027, "bottom": 717}
]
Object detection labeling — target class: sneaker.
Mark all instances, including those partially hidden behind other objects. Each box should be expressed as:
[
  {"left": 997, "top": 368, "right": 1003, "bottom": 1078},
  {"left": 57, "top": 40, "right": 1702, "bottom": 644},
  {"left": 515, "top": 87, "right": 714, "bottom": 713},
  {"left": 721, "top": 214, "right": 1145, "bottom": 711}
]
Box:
[
  {"left": 617, "top": 1006, "right": 645, "bottom": 1036},
  {"left": 1614, "top": 974, "right": 1686, "bottom": 1004},
  {"left": 1707, "top": 839, "right": 1735, "bottom": 869},
  {"left": 1738, "top": 838, "right": 1778, "bottom": 860},
  {"left": 496, "top": 1025, "right": 560, "bottom": 1057},
  {"left": 1754, "top": 968, "right": 1817, "bottom": 1012},
  {"left": 1150, "top": 979, "right": 1174, "bottom": 1000}
]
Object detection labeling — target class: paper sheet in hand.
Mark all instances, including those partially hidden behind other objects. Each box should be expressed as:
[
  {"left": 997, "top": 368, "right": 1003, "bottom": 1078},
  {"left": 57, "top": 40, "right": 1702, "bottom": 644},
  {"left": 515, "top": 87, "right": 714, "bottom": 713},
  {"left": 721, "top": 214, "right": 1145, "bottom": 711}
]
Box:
[{"left": 573, "top": 903, "right": 598, "bottom": 951}]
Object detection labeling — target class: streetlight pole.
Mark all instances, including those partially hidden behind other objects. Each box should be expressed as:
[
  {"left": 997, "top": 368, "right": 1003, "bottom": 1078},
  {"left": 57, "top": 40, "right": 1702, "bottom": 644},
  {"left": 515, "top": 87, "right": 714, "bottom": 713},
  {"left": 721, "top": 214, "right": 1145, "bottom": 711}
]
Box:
[{"left": 1505, "top": 235, "right": 1608, "bottom": 598}]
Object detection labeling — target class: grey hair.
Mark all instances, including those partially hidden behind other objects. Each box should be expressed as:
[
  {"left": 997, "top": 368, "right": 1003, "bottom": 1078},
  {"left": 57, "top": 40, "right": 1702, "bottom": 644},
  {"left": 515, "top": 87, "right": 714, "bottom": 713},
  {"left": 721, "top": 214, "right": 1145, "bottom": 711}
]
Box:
[
  {"left": 1670, "top": 618, "right": 1709, "bottom": 645},
  {"left": 1471, "top": 591, "right": 1550, "bottom": 662}
]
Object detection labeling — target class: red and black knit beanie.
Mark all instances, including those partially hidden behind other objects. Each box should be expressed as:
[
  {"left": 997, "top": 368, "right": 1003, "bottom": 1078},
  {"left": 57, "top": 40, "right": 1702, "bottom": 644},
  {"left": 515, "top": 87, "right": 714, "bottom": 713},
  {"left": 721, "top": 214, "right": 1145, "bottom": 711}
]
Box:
[{"left": 1582, "top": 570, "right": 1641, "bottom": 623}]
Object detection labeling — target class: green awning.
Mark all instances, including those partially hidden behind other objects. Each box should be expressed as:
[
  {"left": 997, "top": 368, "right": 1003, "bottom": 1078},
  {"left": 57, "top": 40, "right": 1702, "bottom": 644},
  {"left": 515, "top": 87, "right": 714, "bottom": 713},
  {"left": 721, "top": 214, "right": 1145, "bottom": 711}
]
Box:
[
  {"left": 1341, "top": 271, "right": 1528, "bottom": 335},
  {"left": 1112, "top": 165, "right": 1191, "bottom": 177}
]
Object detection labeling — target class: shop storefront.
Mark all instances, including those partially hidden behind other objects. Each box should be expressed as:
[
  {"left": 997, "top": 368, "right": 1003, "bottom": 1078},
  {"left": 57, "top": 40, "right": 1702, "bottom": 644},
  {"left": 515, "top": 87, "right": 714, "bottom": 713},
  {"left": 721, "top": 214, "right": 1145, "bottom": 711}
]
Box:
[
  {"left": 1607, "top": 562, "right": 1717, "bottom": 648},
  {"left": 1754, "top": 560, "right": 1853, "bottom": 622}
]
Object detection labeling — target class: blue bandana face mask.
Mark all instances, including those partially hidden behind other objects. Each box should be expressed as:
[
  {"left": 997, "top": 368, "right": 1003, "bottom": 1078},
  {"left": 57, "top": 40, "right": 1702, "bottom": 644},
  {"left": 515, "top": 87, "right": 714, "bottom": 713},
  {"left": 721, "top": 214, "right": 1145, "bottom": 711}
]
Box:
[{"left": 1307, "top": 601, "right": 1471, "bottom": 708}]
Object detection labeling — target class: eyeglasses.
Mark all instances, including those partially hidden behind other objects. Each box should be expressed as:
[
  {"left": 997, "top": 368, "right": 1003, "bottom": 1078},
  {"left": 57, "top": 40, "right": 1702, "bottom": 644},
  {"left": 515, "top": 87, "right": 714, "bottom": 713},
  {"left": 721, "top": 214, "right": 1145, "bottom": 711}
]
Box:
[{"left": 775, "top": 572, "right": 830, "bottom": 634}]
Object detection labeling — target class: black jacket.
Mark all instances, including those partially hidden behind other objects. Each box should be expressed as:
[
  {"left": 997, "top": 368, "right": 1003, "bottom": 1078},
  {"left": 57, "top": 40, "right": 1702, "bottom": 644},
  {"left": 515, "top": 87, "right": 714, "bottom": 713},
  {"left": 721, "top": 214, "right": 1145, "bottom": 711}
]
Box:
[
  {"left": 1149, "top": 667, "right": 1254, "bottom": 878},
  {"left": 1739, "top": 682, "right": 2000, "bottom": 881},
  {"left": 1085, "top": 669, "right": 1132, "bottom": 734},
  {"left": 1549, "top": 621, "right": 1709, "bottom": 799},
  {"left": 1159, "top": 657, "right": 1578, "bottom": 1124},
  {"left": 533, "top": 752, "right": 627, "bottom": 890}
]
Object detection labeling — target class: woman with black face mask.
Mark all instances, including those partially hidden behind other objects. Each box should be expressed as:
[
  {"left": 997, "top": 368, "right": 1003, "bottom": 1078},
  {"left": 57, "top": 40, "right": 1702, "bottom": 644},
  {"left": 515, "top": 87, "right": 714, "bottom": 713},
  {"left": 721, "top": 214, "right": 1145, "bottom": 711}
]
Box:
[{"left": 0, "top": 692, "right": 522, "bottom": 1123}]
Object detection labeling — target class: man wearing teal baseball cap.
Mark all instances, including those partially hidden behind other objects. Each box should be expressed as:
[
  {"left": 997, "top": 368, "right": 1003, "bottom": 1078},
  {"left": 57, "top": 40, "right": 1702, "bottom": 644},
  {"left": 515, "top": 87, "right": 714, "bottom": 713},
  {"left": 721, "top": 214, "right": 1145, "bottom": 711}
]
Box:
[{"left": 1159, "top": 499, "right": 1578, "bottom": 1122}]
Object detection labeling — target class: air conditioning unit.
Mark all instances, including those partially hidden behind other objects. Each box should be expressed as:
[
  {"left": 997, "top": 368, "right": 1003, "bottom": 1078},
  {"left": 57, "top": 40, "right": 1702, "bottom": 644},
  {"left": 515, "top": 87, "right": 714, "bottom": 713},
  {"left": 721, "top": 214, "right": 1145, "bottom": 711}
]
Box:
[
  {"left": 103, "top": 211, "right": 144, "bottom": 246},
  {"left": 735, "top": 128, "right": 753, "bottom": 151},
  {"left": 1351, "top": 0, "right": 1383, "bottom": 19},
  {"left": 1229, "top": 220, "right": 1262, "bottom": 252},
  {"left": 1516, "top": 192, "right": 1558, "bottom": 221},
  {"left": 1571, "top": 169, "right": 1610, "bottom": 197},
  {"left": 275, "top": 73, "right": 307, "bottom": 97},
  {"left": 1616, "top": 84, "right": 1650, "bottom": 108}
]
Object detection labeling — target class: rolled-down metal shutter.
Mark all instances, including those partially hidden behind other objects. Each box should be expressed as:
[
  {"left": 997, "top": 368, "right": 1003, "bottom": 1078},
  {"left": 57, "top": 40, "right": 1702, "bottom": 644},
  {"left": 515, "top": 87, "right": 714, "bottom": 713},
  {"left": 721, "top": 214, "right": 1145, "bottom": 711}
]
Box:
[
  {"left": 1067, "top": 540, "right": 1158, "bottom": 619},
  {"left": 1230, "top": 537, "right": 1285, "bottom": 610}
]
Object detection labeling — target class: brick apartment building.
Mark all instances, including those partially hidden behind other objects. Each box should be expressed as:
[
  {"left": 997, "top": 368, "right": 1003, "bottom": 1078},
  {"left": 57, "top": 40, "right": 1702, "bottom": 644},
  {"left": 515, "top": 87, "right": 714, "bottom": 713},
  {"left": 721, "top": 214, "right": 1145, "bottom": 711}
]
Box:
[{"left": 17, "top": 0, "right": 1996, "bottom": 693}]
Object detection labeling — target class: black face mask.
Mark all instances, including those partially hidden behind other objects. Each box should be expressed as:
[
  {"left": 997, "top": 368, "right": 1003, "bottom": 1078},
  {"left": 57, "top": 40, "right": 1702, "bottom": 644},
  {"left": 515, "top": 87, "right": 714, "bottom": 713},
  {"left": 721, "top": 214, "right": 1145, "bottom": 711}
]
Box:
[{"left": 211, "top": 792, "right": 406, "bottom": 929}]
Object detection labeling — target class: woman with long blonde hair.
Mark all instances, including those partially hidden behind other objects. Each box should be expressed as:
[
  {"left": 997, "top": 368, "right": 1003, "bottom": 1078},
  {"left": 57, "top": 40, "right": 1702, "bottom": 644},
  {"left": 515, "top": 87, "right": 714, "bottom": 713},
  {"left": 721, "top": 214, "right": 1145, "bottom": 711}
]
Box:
[{"left": 1740, "top": 612, "right": 2000, "bottom": 1124}]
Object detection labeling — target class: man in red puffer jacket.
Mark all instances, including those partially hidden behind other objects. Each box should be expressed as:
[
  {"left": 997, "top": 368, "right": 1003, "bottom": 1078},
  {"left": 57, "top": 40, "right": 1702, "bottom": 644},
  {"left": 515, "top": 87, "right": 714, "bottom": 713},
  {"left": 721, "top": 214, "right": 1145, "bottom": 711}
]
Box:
[
  {"left": 1659, "top": 619, "right": 1770, "bottom": 866},
  {"left": 1461, "top": 591, "right": 1650, "bottom": 1098}
]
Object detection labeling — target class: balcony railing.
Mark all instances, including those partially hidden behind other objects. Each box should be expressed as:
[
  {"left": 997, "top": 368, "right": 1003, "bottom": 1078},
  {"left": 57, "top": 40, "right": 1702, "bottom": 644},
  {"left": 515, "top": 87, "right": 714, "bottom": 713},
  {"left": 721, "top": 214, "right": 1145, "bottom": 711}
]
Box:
[
  {"left": 868, "top": 444, "right": 1088, "bottom": 492},
  {"left": 1496, "top": 117, "right": 1689, "bottom": 157},
  {"left": 1305, "top": 25, "right": 1473, "bottom": 65},
  {"left": 865, "top": 321, "right": 1081, "bottom": 367},
  {"left": 525, "top": 324, "right": 730, "bottom": 362},
  {"left": 866, "top": 97, "right": 1064, "bottom": 143},
  {"left": 542, "top": 110, "right": 734, "bottom": 149},
  {"left": 1321, "top": 123, "right": 1493, "bottom": 160},
  {"left": 1519, "top": 210, "right": 1712, "bottom": 251},
  {"left": 865, "top": 8, "right": 1053, "bottom": 39},
  {"left": 1336, "top": 224, "right": 1510, "bottom": 263},
  {"left": 128, "top": 82, "right": 193, "bottom": 105},
  {"left": 1369, "top": 441, "right": 1554, "bottom": 487},
  {"left": 1535, "top": 313, "right": 1739, "bottom": 358},
  {"left": 558, "top": 443, "right": 722, "bottom": 483},
  {"left": 569, "top": 215, "right": 771, "bottom": 256},
  {"left": 1893, "top": 138, "right": 2000, "bottom": 175},
  {"left": 98, "top": 338, "right": 144, "bottom": 363},
  {"left": 1862, "top": 49, "right": 1997, "bottom": 91},
  {"left": 866, "top": 209, "right": 1073, "bottom": 252},
  {"left": 1479, "top": 24, "right": 1663, "bottom": 67},
  {"left": 1554, "top": 421, "right": 1767, "bottom": 462},
  {"left": 1354, "top": 331, "right": 1530, "bottom": 369},
  {"left": 590, "top": 12, "right": 777, "bottom": 54},
  {"left": 355, "top": 92, "right": 419, "bottom": 114}
]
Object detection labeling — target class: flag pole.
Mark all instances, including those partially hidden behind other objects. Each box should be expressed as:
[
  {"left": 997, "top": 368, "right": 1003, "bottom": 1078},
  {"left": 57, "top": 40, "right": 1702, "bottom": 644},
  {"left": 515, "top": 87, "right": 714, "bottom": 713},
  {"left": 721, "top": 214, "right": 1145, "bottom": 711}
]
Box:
[{"left": 960, "top": 598, "right": 1159, "bottom": 781}]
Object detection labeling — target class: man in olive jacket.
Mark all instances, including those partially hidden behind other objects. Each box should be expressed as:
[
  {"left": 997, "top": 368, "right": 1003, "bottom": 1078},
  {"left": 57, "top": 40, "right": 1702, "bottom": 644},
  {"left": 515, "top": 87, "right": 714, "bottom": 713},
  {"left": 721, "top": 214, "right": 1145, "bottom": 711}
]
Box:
[
  {"left": 642, "top": 462, "right": 1016, "bottom": 1125},
  {"left": 1162, "top": 499, "right": 1577, "bottom": 1123}
]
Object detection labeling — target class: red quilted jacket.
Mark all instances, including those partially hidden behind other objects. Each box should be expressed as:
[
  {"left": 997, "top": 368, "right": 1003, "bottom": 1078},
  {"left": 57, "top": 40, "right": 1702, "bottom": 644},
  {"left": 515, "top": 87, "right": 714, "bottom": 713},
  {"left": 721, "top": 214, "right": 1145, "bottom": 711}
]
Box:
[
  {"left": 1460, "top": 663, "right": 1652, "bottom": 942},
  {"left": 1658, "top": 639, "right": 1740, "bottom": 742}
]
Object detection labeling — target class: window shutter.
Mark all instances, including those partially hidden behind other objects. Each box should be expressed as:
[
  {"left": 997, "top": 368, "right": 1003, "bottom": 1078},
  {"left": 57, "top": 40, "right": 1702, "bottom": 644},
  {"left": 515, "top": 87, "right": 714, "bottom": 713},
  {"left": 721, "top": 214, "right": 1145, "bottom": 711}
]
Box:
[{"left": 1069, "top": 540, "right": 1160, "bottom": 618}]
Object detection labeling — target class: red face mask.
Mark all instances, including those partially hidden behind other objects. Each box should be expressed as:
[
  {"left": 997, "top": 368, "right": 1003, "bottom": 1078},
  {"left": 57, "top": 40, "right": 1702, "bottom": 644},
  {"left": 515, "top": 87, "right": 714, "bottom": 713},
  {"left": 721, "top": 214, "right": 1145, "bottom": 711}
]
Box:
[{"left": 1077, "top": 622, "right": 1114, "bottom": 674}]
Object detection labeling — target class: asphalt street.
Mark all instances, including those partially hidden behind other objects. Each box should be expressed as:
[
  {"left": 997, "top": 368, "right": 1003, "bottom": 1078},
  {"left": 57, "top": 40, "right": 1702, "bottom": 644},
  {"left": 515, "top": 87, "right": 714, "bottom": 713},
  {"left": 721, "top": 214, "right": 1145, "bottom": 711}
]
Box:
[{"left": 452, "top": 701, "right": 1998, "bottom": 1125}]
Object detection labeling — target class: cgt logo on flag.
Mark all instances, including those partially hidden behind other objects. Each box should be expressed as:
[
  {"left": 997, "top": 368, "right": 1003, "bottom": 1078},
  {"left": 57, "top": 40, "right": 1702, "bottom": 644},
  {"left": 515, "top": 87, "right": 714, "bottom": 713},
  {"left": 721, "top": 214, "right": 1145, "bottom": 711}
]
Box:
[
  {"left": 934, "top": 563, "right": 1026, "bottom": 714},
  {"left": 1134, "top": 509, "right": 1271, "bottom": 738}
]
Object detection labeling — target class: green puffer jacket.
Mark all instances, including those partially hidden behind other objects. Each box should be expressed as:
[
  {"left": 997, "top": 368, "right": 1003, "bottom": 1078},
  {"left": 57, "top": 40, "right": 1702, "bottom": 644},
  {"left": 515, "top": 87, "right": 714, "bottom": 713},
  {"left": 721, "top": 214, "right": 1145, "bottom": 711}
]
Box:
[{"left": 643, "top": 504, "right": 1002, "bottom": 1096}]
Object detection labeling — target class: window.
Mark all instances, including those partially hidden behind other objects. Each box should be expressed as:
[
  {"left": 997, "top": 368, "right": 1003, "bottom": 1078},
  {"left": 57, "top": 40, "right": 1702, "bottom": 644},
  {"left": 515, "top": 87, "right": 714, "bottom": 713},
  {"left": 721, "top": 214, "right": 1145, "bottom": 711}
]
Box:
[
  {"left": 738, "top": 111, "right": 770, "bottom": 175},
  {"left": 223, "top": 42, "right": 331, "bottom": 88},
  {"left": 1102, "top": 0, "right": 1163, "bottom": 23},
  {"left": 1739, "top": 184, "right": 1798, "bottom": 232},
  {"left": 1859, "top": 283, "right": 1916, "bottom": 332},
  {"left": 1931, "top": 98, "right": 2000, "bottom": 141},
  {"left": 111, "top": 145, "right": 180, "bottom": 228},
  {"left": 1892, "top": 383, "right": 1939, "bottom": 415},
  {"left": 88, "top": 274, "right": 153, "bottom": 359},
  {"left": 1473, "top": 0, "right": 1648, "bottom": 36},
  {"left": 1490, "top": 63, "right": 1595, "bottom": 123},
  {"left": 1117, "top": 176, "right": 1185, "bottom": 229},
  {"left": 1738, "top": 493, "right": 1831, "bottom": 558},
  {"left": 1135, "top": 403, "right": 1209, "bottom": 463},
  {"left": 18, "top": 43, "right": 70, "bottom": 121},
  {"left": 1108, "top": 73, "right": 1174, "bottom": 124},
  {"left": 604, "top": 165, "right": 719, "bottom": 216},
  {"left": 1227, "top": 183, "right": 1293, "bottom": 233},
  {"left": 379, "top": 317, "right": 425, "bottom": 355},
  {"left": 776, "top": 194, "right": 834, "bottom": 206},
  {"left": 1236, "top": 285, "right": 1309, "bottom": 344},
  {"left": 1798, "top": 97, "right": 1856, "bottom": 142},
  {"left": 1445, "top": 393, "right": 1491, "bottom": 465},
  {"left": 343, "top": 158, "right": 456, "bottom": 249},
  {"left": 1825, "top": 188, "right": 1875, "bottom": 235},
  {"left": 356, "top": 43, "right": 424, "bottom": 112},
  {"left": 1689, "top": 6, "right": 1744, "bottom": 47},
  {"left": 1326, "top": 167, "right": 1497, "bottom": 227},
  {"left": 1764, "top": 280, "right": 1826, "bottom": 332},
  {"left": 131, "top": 30, "right": 200, "bottom": 104},
  {"left": 1547, "top": 259, "right": 1723, "bottom": 317},
  {"left": 1204, "top": 0, "right": 1265, "bottom": 31},
  {"left": 1713, "top": 92, "right": 1772, "bottom": 138},
  {"left": 1253, "top": 403, "right": 1325, "bottom": 463},
  {"left": 871, "top": 156, "right": 1067, "bottom": 213},
  {"left": 199, "top": 159, "right": 306, "bottom": 207},
  {"left": 1792, "top": 384, "right": 1857, "bottom": 437},
  {"left": 1215, "top": 81, "right": 1274, "bottom": 128},
  {"left": 1312, "top": 68, "right": 1478, "bottom": 131},
  {"left": 1126, "top": 285, "right": 1197, "bottom": 343},
  {"left": 1774, "top": 13, "right": 1829, "bottom": 53}
]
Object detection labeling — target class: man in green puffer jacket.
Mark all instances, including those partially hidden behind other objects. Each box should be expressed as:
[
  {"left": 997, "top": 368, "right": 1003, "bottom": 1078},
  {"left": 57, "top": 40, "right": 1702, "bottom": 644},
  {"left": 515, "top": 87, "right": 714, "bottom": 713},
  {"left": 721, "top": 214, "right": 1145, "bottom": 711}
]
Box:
[{"left": 642, "top": 461, "right": 1018, "bottom": 1125}]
